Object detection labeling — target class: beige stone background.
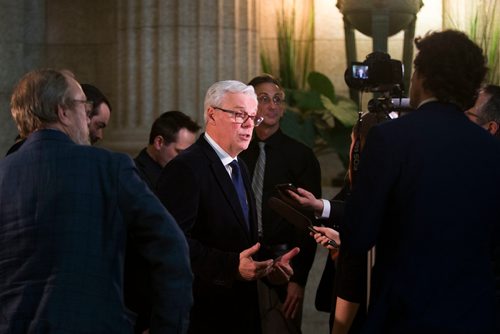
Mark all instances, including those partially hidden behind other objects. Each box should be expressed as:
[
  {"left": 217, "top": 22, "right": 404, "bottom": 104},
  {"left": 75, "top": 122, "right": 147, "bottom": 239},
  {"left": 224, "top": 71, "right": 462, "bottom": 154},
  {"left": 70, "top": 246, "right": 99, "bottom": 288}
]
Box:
[
  {"left": 1, "top": 0, "right": 463, "bottom": 161},
  {"left": 0, "top": 0, "right": 483, "bottom": 332}
]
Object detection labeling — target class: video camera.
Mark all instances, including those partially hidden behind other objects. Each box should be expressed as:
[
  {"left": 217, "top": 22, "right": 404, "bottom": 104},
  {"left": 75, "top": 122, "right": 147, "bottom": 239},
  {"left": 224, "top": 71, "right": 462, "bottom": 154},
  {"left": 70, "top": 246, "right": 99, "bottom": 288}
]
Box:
[
  {"left": 345, "top": 51, "right": 404, "bottom": 93},
  {"left": 345, "top": 51, "right": 412, "bottom": 116}
]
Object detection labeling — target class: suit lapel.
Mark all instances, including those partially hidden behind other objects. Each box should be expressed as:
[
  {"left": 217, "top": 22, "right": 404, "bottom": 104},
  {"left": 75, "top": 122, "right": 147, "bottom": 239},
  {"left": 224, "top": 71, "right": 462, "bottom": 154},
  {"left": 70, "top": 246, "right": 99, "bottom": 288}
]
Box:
[{"left": 198, "top": 136, "right": 253, "bottom": 239}]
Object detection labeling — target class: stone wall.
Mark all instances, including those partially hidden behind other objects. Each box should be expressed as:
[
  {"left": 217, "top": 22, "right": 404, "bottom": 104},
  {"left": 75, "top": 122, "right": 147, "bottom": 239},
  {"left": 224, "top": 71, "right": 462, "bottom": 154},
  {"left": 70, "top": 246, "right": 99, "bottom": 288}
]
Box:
[
  {"left": 0, "top": 0, "right": 444, "bottom": 177},
  {"left": 0, "top": 0, "right": 260, "bottom": 156}
]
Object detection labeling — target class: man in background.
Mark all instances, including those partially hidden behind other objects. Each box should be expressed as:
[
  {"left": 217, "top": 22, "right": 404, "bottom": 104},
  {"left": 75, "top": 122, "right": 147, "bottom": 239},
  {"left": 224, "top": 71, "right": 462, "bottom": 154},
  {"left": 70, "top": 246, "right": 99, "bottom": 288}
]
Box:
[
  {"left": 81, "top": 83, "right": 112, "bottom": 145},
  {"left": 466, "top": 83, "right": 500, "bottom": 332},
  {"left": 0, "top": 69, "right": 193, "bottom": 333},
  {"left": 134, "top": 110, "right": 200, "bottom": 189},
  {"left": 465, "top": 84, "right": 500, "bottom": 137},
  {"left": 239, "top": 74, "right": 321, "bottom": 334}
]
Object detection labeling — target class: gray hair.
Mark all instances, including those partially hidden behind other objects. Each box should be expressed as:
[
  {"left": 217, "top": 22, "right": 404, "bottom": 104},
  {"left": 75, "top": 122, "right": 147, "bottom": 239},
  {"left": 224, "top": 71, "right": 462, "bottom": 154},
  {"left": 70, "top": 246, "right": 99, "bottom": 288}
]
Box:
[
  {"left": 10, "top": 69, "right": 74, "bottom": 138},
  {"left": 203, "top": 80, "right": 256, "bottom": 123},
  {"left": 480, "top": 84, "right": 500, "bottom": 124}
]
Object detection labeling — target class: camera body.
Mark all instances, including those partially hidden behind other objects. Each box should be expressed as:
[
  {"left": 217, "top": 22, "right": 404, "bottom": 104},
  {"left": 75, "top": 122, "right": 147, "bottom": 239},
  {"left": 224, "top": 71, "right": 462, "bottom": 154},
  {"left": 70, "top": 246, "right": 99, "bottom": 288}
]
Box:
[{"left": 345, "top": 51, "right": 404, "bottom": 92}]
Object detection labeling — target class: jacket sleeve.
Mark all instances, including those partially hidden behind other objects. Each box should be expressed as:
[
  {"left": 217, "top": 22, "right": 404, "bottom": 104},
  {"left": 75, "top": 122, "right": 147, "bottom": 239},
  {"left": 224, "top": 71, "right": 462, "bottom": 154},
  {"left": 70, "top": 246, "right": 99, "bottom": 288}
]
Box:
[
  {"left": 290, "top": 149, "right": 322, "bottom": 286},
  {"left": 155, "top": 157, "right": 241, "bottom": 288},
  {"left": 118, "top": 154, "right": 193, "bottom": 334}
]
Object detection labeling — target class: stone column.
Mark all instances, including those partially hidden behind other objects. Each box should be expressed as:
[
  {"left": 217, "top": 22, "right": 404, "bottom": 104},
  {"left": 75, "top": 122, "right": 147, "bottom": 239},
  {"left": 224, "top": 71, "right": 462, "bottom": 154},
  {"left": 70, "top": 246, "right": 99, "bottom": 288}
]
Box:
[
  {"left": 105, "top": 0, "right": 260, "bottom": 155},
  {"left": 0, "top": 0, "right": 45, "bottom": 154}
]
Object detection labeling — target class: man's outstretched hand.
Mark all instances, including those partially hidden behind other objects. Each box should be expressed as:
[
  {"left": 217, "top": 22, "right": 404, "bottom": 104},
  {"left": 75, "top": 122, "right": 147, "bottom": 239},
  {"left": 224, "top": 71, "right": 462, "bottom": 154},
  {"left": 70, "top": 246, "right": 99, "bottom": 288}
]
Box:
[
  {"left": 267, "top": 247, "right": 300, "bottom": 285},
  {"left": 238, "top": 243, "right": 274, "bottom": 281}
]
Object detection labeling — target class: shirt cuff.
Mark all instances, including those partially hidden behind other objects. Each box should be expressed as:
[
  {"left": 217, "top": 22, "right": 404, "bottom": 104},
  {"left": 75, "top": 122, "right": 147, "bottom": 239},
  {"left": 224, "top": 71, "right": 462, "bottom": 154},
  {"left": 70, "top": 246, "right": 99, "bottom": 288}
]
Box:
[{"left": 317, "top": 199, "right": 330, "bottom": 219}]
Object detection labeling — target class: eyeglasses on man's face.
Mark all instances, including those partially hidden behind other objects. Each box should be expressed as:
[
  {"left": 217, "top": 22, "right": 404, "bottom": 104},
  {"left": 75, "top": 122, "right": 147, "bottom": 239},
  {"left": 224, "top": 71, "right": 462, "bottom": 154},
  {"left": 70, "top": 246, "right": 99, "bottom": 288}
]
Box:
[
  {"left": 257, "top": 95, "right": 285, "bottom": 106},
  {"left": 71, "top": 99, "right": 94, "bottom": 116},
  {"left": 212, "top": 106, "right": 264, "bottom": 127}
]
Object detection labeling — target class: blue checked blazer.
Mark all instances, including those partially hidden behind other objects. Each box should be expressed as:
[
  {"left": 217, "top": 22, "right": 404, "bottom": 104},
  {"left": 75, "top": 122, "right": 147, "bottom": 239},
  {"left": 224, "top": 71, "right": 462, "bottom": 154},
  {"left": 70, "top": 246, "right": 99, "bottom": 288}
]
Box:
[{"left": 0, "top": 130, "right": 193, "bottom": 334}]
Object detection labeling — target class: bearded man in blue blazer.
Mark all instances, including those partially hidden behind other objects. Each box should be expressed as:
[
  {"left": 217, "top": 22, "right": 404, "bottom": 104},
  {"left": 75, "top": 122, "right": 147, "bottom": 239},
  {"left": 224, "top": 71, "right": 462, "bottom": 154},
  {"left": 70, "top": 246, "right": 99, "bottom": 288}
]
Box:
[{"left": 0, "top": 69, "right": 193, "bottom": 333}]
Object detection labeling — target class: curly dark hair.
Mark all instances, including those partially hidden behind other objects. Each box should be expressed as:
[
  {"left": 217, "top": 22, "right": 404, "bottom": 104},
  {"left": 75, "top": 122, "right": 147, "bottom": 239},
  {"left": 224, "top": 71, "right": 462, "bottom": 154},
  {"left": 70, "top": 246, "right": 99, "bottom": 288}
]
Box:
[{"left": 414, "top": 30, "right": 487, "bottom": 110}]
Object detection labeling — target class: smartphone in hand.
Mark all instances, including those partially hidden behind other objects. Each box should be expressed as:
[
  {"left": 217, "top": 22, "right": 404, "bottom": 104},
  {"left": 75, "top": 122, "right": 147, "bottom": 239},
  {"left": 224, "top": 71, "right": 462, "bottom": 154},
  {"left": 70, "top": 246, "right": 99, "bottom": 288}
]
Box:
[{"left": 275, "top": 183, "right": 299, "bottom": 195}]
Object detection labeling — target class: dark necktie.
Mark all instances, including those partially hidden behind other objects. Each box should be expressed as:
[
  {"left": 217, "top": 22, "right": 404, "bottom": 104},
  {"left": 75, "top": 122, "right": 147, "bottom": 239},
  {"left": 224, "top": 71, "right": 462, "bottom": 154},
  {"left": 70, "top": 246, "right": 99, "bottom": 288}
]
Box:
[
  {"left": 251, "top": 142, "right": 265, "bottom": 238},
  {"left": 229, "top": 160, "right": 249, "bottom": 228}
]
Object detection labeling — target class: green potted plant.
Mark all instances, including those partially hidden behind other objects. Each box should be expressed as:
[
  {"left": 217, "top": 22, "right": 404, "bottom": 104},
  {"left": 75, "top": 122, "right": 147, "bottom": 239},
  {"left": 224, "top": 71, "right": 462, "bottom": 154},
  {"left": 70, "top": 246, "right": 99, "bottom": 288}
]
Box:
[
  {"left": 261, "top": 5, "right": 359, "bottom": 170},
  {"left": 446, "top": 0, "right": 499, "bottom": 84}
]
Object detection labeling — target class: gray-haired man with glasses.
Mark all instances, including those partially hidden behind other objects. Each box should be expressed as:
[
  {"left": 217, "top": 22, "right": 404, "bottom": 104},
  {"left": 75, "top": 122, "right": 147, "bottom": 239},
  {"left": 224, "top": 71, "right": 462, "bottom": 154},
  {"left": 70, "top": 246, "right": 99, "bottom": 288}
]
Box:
[
  {"left": 465, "top": 84, "right": 500, "bottom": 138},
  {"left": 465, "top": 83, "right": 500, "bottom": 331},
  {"left": 156, "top": 80, "right": 300, "bottom": 334},
  {"left": 212, "top": 106, "right": 265, "bottom": 126}
]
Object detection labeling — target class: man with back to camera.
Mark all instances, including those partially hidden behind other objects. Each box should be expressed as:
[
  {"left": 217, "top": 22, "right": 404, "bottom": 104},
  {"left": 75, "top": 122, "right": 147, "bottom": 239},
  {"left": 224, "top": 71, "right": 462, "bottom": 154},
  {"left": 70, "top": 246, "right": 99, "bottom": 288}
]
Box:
[
  {"left": 81, "top": 83, "right": 112, "bottom": 145},
  {"left": 239, "top": 74, "right": 321, "bottom": 334},
  {"left": 465, "top": 84, "right": 500, "bottom": 138},
  {"left": 0, "top": 69, "right": 193, "bottom": 333},
  {"left": 339, "top": 30, "right": 500, "bottom": 333},
  {"left": 126, "top": 110, "right": 200, "bottom": 333},
  {"left": 134, "top": 110, "right": 201, "bottom": 189},
  {"left": 155, "top": 80, "right": 300, "bottom": 333}
]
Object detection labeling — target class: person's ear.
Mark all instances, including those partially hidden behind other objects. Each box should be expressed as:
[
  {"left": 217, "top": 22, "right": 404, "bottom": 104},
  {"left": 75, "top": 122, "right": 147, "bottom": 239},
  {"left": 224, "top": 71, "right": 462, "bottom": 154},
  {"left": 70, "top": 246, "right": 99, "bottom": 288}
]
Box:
[
  {"left": 207, "top": 107, "right": 217, "bottom": 124},
  {"left": 57, "top": 104, "right": 71, "bottom": 125},
  {"left": 487, "top": 121, "right": 499, "bottom": 136},
  {"left": 153, "top": 135, "right": 164, "bottom": 150}
]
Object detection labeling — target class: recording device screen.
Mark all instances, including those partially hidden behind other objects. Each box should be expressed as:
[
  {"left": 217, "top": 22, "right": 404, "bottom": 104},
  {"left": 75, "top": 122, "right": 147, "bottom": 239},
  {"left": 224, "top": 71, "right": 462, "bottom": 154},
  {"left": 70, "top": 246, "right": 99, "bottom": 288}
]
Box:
[
  {"left": 345, "top": 52, "right": 403, "bottom": 92},
  {"left": 352, "top": 64, "right": 369, "bottom": 79}
]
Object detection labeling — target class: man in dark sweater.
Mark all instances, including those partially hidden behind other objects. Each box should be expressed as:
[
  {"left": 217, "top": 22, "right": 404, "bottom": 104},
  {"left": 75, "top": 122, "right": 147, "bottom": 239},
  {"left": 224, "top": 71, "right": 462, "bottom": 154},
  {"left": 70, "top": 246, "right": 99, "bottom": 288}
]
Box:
[{"left": 134, "top": 110, "right": 200, "bottom": 189}]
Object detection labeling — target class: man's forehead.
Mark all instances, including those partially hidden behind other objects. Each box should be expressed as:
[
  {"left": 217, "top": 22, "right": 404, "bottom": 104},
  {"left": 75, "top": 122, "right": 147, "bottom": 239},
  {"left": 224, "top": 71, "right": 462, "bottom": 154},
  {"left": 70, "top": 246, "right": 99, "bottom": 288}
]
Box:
[
  {"left": 66, "top": 77, "right": 84, "bottom": 96},
  {"left": 223, "top": 93, "right": 257, "bottom": 106},
  {"left": 91, "top": 103, "right": 111, "bottom": 122},
  {"left": 474, "top": 91, "right": 491, "bottom": 110},
  {"left": 255, "top": 83, "right": 281, "bottom": 93}
]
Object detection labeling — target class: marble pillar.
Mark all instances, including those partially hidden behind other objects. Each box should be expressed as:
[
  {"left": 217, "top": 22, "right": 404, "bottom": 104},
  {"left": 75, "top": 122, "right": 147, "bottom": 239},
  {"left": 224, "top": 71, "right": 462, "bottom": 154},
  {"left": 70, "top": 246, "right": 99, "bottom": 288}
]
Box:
[
  {"left": 105, "top": 0, "right": 260, "bottom": 155},
  {"left": 0, "top": 0, "right": 45, "bottom": 154}
]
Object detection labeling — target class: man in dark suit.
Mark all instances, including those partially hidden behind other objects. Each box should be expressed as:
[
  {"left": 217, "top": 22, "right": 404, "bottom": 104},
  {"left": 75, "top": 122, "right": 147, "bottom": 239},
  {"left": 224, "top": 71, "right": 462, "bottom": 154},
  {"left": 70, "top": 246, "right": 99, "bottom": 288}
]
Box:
[
  {"left": 465, "top": 84, "right": 500, "bottom": 138},
  {"left": 340, "top": 30, "right": 500, "bottom": 333},
  {"left": 239, "top": 74, "right": 321, "bottom": 333},
  {"left": 465, "top": 84, "right": 500, "bottom": 332},
  {"left": 156, "top": 80, "right": 300, "bottom": 334},
  {"left": 0, "top": 69, "right": 193, "bottom": 333}
]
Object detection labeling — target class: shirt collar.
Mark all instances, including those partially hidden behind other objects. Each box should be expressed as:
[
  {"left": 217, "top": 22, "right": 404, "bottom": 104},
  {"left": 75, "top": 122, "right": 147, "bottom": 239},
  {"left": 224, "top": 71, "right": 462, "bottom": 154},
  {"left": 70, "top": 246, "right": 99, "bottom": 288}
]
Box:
[
  {"left": 204, "top": 133, "right": 237, "bottom": 166},
  {"left": 417, "top": 97, "right": 438, "bottom": 108}
]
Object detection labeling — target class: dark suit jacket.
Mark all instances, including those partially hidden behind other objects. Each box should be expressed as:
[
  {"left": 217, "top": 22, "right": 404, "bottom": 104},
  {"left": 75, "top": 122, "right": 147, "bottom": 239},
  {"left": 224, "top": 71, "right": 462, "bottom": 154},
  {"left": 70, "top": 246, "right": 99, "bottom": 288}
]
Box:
[
  {"left": 134, "top": 148, "right": 163, "bottom": 190},
  {"left": 343, "top": 102, "right": 500, "bottom": 334},
  {"left": 0, "top": 130, "right": 193, "bottom": 334},
  {"left": 125, "top": 148, "right": 163, "bottom": 333},
  {"left": 156, "top": 134, "right": 261, "bottom": 334}
]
